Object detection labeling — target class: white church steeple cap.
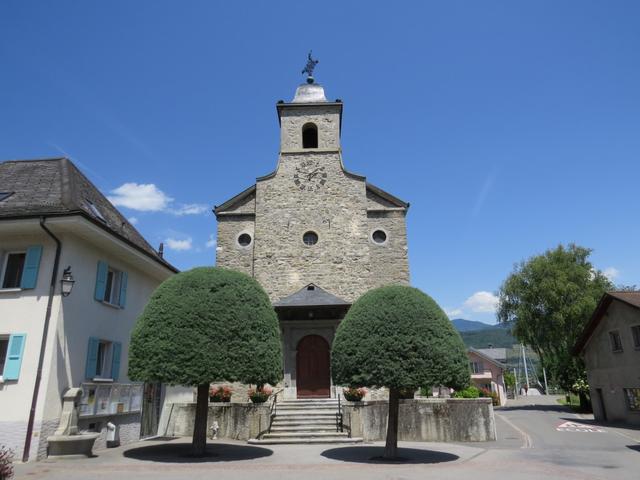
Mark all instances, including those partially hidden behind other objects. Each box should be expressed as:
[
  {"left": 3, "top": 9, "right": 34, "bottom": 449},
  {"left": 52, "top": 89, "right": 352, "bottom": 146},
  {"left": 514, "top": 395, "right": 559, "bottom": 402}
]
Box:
[{"left": 292, "top": 82, "right": 328, "bottom": 103}]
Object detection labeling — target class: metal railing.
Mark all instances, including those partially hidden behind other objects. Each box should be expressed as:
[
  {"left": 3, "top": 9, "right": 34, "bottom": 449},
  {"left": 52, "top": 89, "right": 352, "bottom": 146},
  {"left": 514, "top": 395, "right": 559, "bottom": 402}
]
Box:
[
  {"left": 267, "top": 388, "right": 284, "bottom": 433},
  {"left": 335, "top": 386, "right": 343, "bottom": 433}
]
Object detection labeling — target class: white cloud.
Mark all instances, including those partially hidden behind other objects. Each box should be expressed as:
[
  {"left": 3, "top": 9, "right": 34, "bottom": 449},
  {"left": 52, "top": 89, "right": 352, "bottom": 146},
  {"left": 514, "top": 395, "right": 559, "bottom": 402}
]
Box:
[
  {"left": 603, "top": 267, "right": 620, "bottom": 281},
  {"left": 170, "top": 203, "right": 209, "bottom": 216},
  {"left": 108, "top": 183, "right": 207, "bottom": 216},
  {"left": 205, "top": 234, "right": 217, "bottom": 249},
  {"left": 165, "top": 237, "right": 193, "bottom": 251},
  {"left": 108, "top": 183, "right": 172, "bottom": 212},
  {"left": 128, "top": 216, "right": 139, "bottom": 225},
  {"left": 446, "top": 290, "right": 500, "bottom": 319},
  {"left": 463, "top": 291, "right": 499, "bottom": 313}
]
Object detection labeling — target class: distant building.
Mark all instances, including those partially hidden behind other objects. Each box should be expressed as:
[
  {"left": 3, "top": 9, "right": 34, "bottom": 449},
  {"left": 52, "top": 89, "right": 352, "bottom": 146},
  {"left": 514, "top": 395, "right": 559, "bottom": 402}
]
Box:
[
  {"left": 475, "top": 347, "right": 507, "bottom": 363},
  {"left": 573, "top": 291, "right": 640, "bottom": 426},
  {"left": 468, "top": 348, "right": 507, "bottom": 406},
  {"left": 0, "top": 158, "right": 176, "bottom": 461}
]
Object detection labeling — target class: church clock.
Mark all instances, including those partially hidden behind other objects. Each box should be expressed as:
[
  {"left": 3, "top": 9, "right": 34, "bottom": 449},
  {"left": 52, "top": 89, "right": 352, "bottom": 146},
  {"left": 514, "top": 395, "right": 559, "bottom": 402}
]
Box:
[{"left": 293, "top": 159, "right": 327, "bottom": 191}]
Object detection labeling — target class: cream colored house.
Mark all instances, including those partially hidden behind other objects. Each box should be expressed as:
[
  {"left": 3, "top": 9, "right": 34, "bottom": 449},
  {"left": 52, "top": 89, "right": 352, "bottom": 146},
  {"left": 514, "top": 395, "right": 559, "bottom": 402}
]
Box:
[
  {"left": 573, "top": 291, "right": 640, "bottom": 426},
  {"left": 0, "top": 158, "right": 176, "bottom": 461}
]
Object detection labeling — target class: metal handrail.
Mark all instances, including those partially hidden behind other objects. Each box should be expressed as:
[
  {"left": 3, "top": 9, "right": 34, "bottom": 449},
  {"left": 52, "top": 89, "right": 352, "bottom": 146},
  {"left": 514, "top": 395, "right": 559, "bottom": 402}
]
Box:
[
  {"left": 268, "top": 388, "right": 285, "bottom": 433},
  {"left": 336, "top": 387, "right": 343, "bottom": 433}
]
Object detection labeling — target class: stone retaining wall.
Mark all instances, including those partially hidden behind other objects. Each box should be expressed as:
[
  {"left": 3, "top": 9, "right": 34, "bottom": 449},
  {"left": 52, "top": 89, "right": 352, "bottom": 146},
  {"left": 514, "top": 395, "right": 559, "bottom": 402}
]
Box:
[
  {"left": 342, "top": 398, "right": 496, "bottom": 442},
  {"left": 162, "top": 403, "right": 271, "bottom": 440}
]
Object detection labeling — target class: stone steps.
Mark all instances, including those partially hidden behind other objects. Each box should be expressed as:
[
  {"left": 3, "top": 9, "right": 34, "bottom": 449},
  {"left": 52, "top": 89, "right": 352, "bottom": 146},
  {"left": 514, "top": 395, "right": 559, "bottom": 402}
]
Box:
[
  {"left": 248, "top": 398, "right": 362, "bottom": 445},
  {"left": 248, "top": 436, "right": 362, "bottom": 445}
]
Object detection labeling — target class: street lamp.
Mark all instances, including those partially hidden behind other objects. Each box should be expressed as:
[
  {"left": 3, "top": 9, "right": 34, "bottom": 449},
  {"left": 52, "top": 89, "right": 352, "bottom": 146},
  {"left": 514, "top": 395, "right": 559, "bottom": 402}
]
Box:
[{"left": 60, "top": 266, "right": 75, "bottom": 297}]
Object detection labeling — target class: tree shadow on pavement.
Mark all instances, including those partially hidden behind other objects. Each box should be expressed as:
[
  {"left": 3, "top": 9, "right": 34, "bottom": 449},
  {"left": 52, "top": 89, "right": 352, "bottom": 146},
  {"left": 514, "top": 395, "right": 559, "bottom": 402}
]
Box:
[
  {"left": 321, "top": 446, "right": 459, "bottom": 464},
  {"left": 123, "top": 442, "right": 273, "bottom": 463}
]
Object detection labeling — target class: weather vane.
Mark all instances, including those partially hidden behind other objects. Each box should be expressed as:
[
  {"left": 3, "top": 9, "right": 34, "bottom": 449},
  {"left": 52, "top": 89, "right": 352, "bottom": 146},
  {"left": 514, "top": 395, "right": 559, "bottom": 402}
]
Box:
[{"left": 302, "top": 51, "right": 319, "bottom": 83}]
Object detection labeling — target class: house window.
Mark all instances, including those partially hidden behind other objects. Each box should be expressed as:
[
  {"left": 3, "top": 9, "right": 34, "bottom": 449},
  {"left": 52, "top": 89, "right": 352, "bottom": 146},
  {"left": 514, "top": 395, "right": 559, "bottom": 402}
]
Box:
[
  {"left": 470, "top": 361, "right": 484, "bottom": 374},
  {"left": 302, "top": 123, "right": 318, "bottom": 149},
  {"left": 95, "top": 340, "right": 113, "bottom": 379},
  {"left": 625, "top": 388, "right": 640, "bottom": 411},
  {"left": 609, "top": 330, "right": 623, "bottom": 353},
  {"left": 632, "top": 325, "right": 640, "bottom": 349},
  {"left": 1, "top": 252, "right": 26, "bottom": 288},
  {"left": 0, "top": 337, "right": 8, "bottom": 377},
  {"left": 104, "top": 268, "right": 124, "bottom": 306}
]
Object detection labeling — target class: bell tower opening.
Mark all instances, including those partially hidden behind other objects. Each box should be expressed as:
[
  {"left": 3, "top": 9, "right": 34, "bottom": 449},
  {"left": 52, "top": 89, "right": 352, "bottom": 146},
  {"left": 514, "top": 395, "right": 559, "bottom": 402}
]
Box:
[{"left": 302, "top": 123, "right": 318, "bottom": 149}]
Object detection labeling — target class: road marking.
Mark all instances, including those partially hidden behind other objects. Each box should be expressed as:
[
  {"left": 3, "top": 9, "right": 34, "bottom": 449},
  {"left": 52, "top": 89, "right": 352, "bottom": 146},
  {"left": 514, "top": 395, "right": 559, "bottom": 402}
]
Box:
[
  {"left": 556, "top": 421, "right": 605, "bottom": 433},
  {"left": 496, "top": 413, "right": 533, "bottom": 449}
]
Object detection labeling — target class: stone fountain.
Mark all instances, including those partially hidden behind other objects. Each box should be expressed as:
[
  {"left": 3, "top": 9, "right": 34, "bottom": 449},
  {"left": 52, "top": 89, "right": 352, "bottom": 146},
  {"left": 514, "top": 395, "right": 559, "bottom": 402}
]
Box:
[{"left": 47, "top": 388, "right": 100, "bottom": 459}]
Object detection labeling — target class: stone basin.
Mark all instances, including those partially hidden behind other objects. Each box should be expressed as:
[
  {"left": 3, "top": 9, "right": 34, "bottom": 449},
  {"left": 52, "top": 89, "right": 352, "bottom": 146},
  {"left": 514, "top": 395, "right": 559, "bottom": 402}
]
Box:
[{"left": 47, "top": 433, "right": 100, "bottom": 459}]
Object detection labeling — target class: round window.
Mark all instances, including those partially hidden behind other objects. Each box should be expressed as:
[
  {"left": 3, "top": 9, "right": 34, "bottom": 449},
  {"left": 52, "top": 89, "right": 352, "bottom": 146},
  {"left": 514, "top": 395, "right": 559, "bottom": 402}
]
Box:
[
  {"left": 237, "top": 233, "right": 252, "bottom": 247},
  {"left": 372, "top": 230, "right": 387, "bottom": 244},
  {"left": 303, "top": 231, "right": 319, "bottom": 246}
]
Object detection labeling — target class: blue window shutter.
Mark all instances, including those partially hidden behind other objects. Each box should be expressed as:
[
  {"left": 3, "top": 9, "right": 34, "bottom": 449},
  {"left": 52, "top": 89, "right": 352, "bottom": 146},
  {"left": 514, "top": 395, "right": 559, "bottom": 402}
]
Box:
[
  {"left": 118, "top": 272, "right": 128, "bottom": 308},
  {"left": 4, "top": 334, "right": 26, "bottom": 380},
  {"left": 20, "top": 245, "right": 43, "bottom": 289},
  {"left": 85, "top": 337, "right": 100, "bottom": 379},
  {"left": 94, "top": 261, "right": 108, "bottom": 301},
  {"left": 111, "top": 342, "right": 122, "bottom": 381}
]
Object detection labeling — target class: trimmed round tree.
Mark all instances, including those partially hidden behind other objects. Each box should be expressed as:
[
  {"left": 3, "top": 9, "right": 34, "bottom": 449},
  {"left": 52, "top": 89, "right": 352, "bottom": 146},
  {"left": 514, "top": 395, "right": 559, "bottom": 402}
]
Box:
[
  {"left": 129, "top": 267, "right": 282, "bottom": 456},
  {"left": 332, "top": 285, "right": 469, "bottom": 459}
]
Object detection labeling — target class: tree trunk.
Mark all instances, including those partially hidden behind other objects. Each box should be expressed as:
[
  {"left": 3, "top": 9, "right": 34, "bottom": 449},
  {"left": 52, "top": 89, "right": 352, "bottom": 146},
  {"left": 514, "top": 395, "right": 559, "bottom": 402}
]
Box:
[
  {"left": 192, "top": 383, "right": 209, "bottom": 456},
  {"left": 383, "top": 387, "right": 400, "bottom": 459}
]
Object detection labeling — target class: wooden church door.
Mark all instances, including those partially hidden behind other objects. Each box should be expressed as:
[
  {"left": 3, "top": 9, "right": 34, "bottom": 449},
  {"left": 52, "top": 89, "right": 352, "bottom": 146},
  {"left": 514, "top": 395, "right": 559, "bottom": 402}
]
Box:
[{"left": 296, "top": 335, "right": 331, "bottom": 398}]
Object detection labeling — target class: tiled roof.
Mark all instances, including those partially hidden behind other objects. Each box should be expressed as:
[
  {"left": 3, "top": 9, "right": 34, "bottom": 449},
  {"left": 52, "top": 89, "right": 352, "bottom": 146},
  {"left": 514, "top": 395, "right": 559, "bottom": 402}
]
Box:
[
  {"left": 0, "top": 158, "right": 176, "bottom": 272},
  {"left": 607, "top": 291, "right": 640, "bottom": 309},
  {"left": 273, "top": 283, "right": 351, "bottom": 308}
]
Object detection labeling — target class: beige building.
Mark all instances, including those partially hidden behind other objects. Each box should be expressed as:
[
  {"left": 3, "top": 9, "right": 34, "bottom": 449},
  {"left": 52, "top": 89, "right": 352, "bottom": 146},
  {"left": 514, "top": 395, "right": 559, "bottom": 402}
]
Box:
[
  {"left": 573, "top": 291, "right": 640, "bottom": 426},
  {"left": 0, "top": 158, "right": 176, "bottom": 460},
  {"left": 214, "top": 79, "right": 410, "bottom": 399}
]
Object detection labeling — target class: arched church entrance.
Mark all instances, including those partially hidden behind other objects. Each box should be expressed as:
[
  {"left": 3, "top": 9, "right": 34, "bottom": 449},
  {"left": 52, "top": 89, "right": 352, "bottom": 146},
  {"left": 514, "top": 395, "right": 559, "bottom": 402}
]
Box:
[{"left": 296, "top": 335, "right": 331, "bottom": 398}]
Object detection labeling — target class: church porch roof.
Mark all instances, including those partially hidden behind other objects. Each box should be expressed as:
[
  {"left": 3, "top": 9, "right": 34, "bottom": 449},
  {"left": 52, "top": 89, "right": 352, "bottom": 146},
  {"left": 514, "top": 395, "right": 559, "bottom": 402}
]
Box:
[{"left": 273, "top": 283, "right": 351, "bottom": 308}]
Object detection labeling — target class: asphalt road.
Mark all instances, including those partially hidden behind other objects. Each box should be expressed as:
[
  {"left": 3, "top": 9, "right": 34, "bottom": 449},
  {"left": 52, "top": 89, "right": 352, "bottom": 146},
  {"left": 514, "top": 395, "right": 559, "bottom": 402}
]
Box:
[{"left": 14, "top": 395, "right": 640, "bottom": 480}]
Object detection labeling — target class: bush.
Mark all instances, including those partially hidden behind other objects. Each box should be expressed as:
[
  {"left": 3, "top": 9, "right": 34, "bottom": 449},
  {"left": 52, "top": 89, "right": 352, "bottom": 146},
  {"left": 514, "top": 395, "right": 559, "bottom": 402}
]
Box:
[
  {"left": 343, "top": 387, "right": 366, "bottom": 401},
  {"left": 398, "top": 387, "right": 415, "bottom": 399},
  {"left": 453, "top": 386, "right": 480, "bottom": 398},
  {"left": 0, "top": 445, "right": 14, "bottom": 480}
]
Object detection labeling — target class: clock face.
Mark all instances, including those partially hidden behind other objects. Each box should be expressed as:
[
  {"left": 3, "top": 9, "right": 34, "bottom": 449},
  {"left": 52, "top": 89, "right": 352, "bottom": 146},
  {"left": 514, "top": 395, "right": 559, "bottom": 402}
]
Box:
[{"left": 293, "top": 159, "right": 327, "bottom": 192}]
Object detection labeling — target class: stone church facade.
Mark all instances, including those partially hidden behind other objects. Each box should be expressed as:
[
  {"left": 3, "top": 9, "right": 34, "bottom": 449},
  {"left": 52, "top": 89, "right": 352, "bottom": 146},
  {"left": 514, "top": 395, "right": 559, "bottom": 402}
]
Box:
[{"left": 214, "top": 79, "right": 410, "bottom": 400}]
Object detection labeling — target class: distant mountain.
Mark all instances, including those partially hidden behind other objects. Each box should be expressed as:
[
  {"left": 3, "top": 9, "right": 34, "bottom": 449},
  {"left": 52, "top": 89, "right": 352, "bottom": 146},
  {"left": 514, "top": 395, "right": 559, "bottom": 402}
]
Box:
[
  {"left": 451, "top": 318, "right": 494, "bottom": 332},
  {"left": 460, "top": 328, "right": 516, "bottom": 349}
]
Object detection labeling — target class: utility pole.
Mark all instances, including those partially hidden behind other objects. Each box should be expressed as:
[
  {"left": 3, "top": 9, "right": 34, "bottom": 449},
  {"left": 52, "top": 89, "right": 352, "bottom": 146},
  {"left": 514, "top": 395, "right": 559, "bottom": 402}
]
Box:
[
  {"left": 521, "top": 344, "right": 530, "bottom": 389},
  {"left": 543, "top": 367, "right": 549, "bottom": 395},
  {"left": 513, "top": 367, "right": 518, "bottom": 398}
]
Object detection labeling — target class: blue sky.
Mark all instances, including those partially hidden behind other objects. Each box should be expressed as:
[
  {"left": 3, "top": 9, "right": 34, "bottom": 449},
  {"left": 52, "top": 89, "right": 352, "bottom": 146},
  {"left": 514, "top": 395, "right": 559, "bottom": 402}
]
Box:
[{"left": 2, "top": 1, "right": 639, "bottom": 324}]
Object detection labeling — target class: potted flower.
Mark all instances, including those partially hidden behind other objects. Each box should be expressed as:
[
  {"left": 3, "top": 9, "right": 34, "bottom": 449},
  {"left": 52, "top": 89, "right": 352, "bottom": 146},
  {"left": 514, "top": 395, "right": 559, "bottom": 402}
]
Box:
[
  {"left": 209, "top": 385, "right": 232, "bottom": 403},
  {"left": 248, "top": 386, "right": 272, "bottom": 404},
  {"left": 343, "top": 387, "right": 366, "bottom": 401},
  {"left": 0, "top": 445, "right": 14, "bottom": 480}
]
